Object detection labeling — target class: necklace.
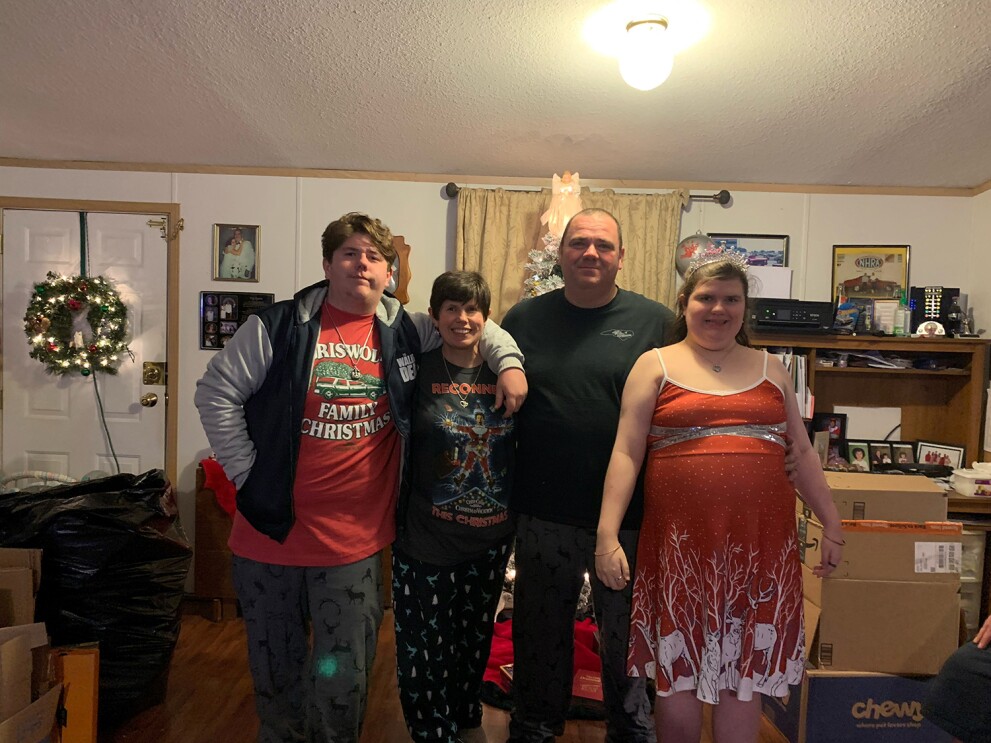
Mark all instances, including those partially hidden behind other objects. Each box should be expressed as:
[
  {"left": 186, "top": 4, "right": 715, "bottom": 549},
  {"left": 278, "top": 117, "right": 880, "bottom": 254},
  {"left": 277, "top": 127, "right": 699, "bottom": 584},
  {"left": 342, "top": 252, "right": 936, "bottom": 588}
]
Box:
[
  {"left": 327, "top": 307, "right": 375, "bottom": 380},
  {"left": 689, "top": 342, "right": 737, "bottom": 373},
  {"left": 443, "top": 355, "right": 482, "bottom": 408}
]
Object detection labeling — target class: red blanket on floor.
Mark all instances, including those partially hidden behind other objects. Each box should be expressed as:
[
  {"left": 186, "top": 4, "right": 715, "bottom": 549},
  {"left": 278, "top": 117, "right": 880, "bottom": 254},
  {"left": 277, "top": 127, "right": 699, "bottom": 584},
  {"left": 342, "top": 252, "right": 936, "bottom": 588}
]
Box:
[{"left": 483, "top": 617, "right": 601, "bottom": 690}]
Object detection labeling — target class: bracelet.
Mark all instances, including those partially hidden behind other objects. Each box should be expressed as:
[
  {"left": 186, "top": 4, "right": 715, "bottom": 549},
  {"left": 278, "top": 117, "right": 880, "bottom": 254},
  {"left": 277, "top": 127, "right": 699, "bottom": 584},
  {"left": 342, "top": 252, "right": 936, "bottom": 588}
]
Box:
[
  {"left": 594, "top": 545, "right": 621, "bottom": 557},
  {"left": 823, "top": 533, "right": 846, "bottom": 546}
]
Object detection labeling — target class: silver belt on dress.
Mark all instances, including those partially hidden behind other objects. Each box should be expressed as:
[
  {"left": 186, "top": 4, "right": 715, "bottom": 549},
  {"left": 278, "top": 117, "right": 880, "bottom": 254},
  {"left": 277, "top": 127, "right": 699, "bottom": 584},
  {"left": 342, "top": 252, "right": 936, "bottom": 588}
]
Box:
[{"left": 648, "top": 422, "right": 788, "bottom": 451}]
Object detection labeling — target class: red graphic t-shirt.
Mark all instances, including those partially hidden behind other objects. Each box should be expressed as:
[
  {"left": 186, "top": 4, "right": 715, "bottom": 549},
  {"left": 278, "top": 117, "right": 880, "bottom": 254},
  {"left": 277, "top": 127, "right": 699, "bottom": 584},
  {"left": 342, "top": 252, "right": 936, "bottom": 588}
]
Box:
[{"left": 229, "top": 303, "right": 401, "bottom": 566}]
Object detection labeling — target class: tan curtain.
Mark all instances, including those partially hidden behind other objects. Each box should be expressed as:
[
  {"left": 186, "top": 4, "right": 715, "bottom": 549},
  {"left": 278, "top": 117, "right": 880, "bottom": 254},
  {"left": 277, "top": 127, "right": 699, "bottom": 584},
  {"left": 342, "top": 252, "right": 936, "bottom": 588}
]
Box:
[
  {"left": 457, "top": 186, "right": 689, "bottom": 319},
  {"left": 455, "top": 188, "right": 548, "bottom": 321},
  {"left": 583, "top": 189, "right": 689, "bottom": 307}
]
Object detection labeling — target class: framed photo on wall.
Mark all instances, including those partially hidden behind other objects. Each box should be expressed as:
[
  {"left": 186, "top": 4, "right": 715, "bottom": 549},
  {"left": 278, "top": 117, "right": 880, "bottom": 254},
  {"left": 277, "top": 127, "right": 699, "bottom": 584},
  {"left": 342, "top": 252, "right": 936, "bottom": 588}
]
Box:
[
  {"left": 213, "top": 224, "right": 260, "bottom": 281},
  {"left": 200, "top": 291, "right": 274, "bottom": 349},
  {"left": 707, "top": 233, "right": 789, "bottom": 267},
  {"left": 831, "top": 245, "right": 909, "bottom": 303}
]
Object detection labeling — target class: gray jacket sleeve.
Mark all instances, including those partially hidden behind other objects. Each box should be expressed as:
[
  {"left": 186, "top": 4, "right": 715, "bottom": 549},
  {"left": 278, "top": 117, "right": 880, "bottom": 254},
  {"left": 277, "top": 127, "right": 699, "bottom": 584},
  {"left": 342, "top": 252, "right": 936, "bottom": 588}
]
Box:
[
  {"left": 406, "top": 311, "right": 524, "bottom": 373},
  {"left": 193, "top": 314, "right": 274, "bottom": 488}
]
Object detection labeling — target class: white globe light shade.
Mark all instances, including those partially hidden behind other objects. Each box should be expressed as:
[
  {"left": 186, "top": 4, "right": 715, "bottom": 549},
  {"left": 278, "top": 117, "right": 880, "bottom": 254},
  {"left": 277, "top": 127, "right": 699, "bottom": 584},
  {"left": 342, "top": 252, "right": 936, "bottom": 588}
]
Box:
[{"left": 619, "top": 20, "right": 674, "bottom": 91}]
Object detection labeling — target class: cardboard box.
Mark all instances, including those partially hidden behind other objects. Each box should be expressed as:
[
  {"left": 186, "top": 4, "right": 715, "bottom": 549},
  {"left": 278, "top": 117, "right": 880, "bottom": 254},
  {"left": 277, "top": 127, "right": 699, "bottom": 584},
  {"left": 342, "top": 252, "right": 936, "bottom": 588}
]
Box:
[
  {"left": 800, "top": 518, "right": 963, "bottom": 582},
  {"left": 0, "top": 685, "right": 61, "bottom": 743},
  {"left": 0, "top": 625, "right": 59, "bottom": 743},
  {"left": 0, "top": 552, "right": 42, "bottom": 595},
  {"left": 761, "top": 668, "right": 952, "bottom": 743},
  {"left": 0, "top": 550, "right": 43, "bottom": 630},
  {"left": 0, "top": 634, "right": 32, "bottom": 722},
  {"left": 0, "top": 569, "right": 34, "bottom": 628},
  {"left": 824, "top": 472, "right": 947, "bottom": 522},
  {"left": 53, "top": 644, "right": 99, "bottom": 743},
  {"left": 805, "top": 576, "right": 960, "bottom": 675}
]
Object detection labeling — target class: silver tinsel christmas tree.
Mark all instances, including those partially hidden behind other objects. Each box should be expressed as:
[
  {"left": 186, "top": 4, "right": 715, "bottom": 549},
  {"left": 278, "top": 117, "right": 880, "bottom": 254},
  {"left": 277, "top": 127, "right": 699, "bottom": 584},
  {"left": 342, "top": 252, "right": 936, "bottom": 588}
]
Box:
[{"left": 521, "top": 233, "right": 565, "bottom": 298}]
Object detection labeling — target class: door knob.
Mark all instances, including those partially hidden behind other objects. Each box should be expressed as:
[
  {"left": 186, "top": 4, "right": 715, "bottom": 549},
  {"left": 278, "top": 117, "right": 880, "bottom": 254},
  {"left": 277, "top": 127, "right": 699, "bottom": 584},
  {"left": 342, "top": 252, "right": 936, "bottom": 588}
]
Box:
[{"left": 140, "top": 393, "right": 159, "bottom": 407}]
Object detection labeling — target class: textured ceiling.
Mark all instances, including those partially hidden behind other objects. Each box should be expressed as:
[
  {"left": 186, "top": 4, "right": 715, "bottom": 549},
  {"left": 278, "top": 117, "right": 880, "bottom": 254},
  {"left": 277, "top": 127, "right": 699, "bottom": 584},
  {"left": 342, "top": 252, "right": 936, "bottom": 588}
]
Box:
[{"left": 2, "top": 0, "right": 990, "bottom": 188}]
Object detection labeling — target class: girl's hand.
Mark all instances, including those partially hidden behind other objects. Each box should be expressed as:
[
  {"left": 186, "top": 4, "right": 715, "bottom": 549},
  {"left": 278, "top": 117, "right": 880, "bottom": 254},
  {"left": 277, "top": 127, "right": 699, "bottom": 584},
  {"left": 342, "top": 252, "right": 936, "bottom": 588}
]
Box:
[{"left": 594, "top": 544, "right": 631, "bottom": 590}]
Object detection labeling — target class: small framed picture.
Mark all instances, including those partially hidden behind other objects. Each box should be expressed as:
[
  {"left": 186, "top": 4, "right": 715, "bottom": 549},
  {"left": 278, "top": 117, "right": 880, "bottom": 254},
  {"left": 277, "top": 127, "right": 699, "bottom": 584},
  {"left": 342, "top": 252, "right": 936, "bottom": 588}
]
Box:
[
  {"left": 891, "top": 443, "right": 915, "bottom": 465},
  {"left": 213, "top": 224, "right": 260, "bottom": 281},
  {"left": 707, "top": 233, "right": 789, "bottom": 267},
  {"left": 811, "top": 412, "right": 847, "bottom": 442},
  {"left": 869, "top": 442, "right": 893, "bottom": 468},
  {"left": 200, "top": 291, "right": 274, "bottom": 350},
  {"left": 846, "top": 442, "right": 870, "bottom": 472},
  {"left": 916, "top": 441, "right": 965, "bottom": 469}
]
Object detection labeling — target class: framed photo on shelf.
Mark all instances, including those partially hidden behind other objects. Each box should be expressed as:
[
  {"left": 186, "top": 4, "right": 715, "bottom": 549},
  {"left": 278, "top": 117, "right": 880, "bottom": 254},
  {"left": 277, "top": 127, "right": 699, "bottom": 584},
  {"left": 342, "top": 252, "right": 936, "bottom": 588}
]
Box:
[
  {"left": 846, "top": 441, "right": 871, "bottom": 472},
  {"left": 831, "top": 245, "right": 910, "bottom": 303},
  {"left": 811, "top": 412, "right": 847, "bottom": 442},
  {"left": 868, "top": 442, "right": 893, "bottom": 468},
  {"left": 213, "top": 224, "right": 260, "bottom": 282},
  {"left": 200, "top": 291, "right": 274, "bottom": 349},
  {"left": 916, "top": 441, "right": 965, "bottom": 469},
  {"left": 707, "top": 233, "right": 789, "bottom": 267},
  {"left": 891, "top": 442, "right": 915, "bottom": 464}
]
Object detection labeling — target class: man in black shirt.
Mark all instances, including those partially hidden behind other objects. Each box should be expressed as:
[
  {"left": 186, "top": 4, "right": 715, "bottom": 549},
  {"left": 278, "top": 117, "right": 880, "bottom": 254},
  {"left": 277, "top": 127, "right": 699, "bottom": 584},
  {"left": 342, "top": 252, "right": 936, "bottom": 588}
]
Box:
[{"left": 502, "top": 209, "right": 672, "bottom": 743}]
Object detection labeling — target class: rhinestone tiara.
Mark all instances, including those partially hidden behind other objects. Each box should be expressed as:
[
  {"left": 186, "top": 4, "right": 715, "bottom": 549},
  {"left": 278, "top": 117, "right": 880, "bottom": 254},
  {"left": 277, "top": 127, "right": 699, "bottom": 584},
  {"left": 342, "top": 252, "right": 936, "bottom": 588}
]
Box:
[{"left": 685, "top": 245, "right": 750, "bottom": 278}]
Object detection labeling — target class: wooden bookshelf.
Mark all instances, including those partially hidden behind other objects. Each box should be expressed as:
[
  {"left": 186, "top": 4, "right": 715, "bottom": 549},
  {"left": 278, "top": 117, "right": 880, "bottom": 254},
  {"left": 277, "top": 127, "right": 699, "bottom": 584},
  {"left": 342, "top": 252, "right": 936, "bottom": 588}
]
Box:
[{"left": 751, "top": 333, "right": 990, "bottom": 474}]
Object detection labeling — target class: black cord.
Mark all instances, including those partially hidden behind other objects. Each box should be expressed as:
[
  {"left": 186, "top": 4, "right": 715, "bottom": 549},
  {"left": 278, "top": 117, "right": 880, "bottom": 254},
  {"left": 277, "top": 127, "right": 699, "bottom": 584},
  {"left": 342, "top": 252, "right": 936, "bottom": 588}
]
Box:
[
  {"left": 91, "top": 374, "right": 121, "bottom": 474},
  {"left": 883, "top": 424, "right": 901, "bottom": 441}
]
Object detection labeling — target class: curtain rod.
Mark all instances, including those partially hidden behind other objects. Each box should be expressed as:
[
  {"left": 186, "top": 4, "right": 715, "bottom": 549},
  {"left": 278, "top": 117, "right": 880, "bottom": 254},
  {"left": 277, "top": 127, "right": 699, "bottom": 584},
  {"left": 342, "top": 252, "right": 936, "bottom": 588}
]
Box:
[{"left": 443, "top": 182, "right": 730, "bottom": 205}]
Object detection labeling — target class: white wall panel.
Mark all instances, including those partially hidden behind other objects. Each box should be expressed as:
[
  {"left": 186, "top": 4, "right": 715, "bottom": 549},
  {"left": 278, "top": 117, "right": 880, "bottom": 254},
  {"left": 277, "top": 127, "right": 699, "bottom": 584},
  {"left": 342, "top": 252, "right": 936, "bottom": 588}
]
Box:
[
  {"left": 0, "top": 167, "right": 172, "bottom": 203},
  {"left": 806, "top": 194, "right": 973, "bottom": 303}
]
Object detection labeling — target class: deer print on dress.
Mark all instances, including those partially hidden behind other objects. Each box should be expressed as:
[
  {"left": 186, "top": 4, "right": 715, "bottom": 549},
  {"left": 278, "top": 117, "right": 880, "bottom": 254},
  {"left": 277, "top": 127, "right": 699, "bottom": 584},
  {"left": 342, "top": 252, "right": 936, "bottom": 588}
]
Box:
[{"left": 630, "top": 527, "right": 805, "bottom": 699}]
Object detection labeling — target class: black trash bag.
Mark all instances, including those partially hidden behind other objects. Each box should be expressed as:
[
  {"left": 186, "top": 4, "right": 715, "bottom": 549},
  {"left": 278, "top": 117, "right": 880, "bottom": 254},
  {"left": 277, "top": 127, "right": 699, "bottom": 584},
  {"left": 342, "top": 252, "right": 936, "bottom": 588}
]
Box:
[{"left": 0, "top": 469, "right": 192, "bottom": 726}]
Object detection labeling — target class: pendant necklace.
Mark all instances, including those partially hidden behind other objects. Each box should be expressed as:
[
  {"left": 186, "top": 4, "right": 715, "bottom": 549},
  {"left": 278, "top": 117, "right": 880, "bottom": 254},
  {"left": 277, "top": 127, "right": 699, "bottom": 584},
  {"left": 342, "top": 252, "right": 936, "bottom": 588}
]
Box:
[
  {"left": 328, "top": 308, "right": 375, "bottom": 380},
  {"left": 443, "top": 355, "right": 482, "bottom": 408},
  {"left": 690, "top": 342, "right": 736, "bottom": 373}
]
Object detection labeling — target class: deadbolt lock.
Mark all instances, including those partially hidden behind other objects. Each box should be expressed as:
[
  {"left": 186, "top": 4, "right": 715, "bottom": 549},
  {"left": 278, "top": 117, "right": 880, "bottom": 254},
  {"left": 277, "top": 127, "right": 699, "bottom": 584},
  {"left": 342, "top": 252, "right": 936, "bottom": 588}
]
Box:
[{"left": 143, "top": 361, "right": 166, "bottom": 386}]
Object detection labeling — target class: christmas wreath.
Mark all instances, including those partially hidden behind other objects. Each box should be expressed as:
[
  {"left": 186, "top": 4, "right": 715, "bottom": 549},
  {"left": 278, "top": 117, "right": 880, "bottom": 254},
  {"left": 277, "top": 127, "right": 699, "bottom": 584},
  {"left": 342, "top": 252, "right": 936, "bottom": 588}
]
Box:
[{"left": 23, "top": 272, "right": 131, "bottom": 376}]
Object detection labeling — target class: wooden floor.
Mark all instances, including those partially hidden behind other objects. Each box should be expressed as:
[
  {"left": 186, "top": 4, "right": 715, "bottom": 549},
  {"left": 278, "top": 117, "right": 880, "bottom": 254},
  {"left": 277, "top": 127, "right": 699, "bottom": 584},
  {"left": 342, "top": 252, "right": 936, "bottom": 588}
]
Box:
[{"left": 101, "top": 609, "right": 788, "bottom": 743}]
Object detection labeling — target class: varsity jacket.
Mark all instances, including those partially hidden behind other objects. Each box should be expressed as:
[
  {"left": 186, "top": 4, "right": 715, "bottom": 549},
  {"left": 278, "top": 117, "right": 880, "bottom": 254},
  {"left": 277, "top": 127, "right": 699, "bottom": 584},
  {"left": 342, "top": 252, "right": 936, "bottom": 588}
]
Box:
[{"left": 194, "top": 279, "right": 523, "bottom": 543}]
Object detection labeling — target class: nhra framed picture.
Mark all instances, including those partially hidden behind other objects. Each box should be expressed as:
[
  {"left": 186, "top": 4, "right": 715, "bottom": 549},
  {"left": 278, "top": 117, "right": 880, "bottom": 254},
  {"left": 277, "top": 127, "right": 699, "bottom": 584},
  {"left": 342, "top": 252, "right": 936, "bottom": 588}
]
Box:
[{"left": 831, "top": 245, "right": 910, "bottom": 303}]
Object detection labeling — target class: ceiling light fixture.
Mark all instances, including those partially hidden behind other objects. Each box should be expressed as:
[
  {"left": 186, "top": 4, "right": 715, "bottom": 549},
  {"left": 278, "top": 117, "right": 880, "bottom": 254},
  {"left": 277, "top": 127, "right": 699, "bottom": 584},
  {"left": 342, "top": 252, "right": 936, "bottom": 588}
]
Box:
[
  {"left": 619, "top": 16, "right": 674, "bottom": 91},
  {"left": 583, "top": 1, "right": 710, "bottom": 91}
]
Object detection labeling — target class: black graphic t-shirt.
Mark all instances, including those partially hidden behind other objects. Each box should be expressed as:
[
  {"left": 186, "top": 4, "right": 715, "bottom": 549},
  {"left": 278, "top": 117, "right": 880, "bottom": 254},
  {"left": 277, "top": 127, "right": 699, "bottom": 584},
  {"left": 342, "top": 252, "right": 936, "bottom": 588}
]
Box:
[{"left": 395, "top": 348, "right": 515, "bottom": 565}]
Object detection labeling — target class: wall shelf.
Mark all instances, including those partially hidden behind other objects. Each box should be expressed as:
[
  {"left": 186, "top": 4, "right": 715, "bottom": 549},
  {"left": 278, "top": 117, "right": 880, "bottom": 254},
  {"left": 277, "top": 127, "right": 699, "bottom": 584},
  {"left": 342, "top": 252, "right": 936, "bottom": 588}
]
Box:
[{"left": 751, "top": 333, "right": 990, "bottom": 469}]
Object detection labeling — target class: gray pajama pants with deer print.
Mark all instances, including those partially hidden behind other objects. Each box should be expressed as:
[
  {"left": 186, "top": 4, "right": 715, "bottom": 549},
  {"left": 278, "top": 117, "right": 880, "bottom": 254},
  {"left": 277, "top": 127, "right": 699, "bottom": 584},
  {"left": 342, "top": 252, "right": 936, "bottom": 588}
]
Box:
[{"left": 232, "top": 554, "right": 383, "bottom": 743}]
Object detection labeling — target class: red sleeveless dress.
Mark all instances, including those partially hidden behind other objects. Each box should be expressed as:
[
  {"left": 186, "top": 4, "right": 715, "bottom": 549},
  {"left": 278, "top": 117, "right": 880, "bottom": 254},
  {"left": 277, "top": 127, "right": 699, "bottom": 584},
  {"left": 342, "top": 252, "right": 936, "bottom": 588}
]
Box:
[{"left": 628, "top": 349, "right": 805, "bottom": 702}]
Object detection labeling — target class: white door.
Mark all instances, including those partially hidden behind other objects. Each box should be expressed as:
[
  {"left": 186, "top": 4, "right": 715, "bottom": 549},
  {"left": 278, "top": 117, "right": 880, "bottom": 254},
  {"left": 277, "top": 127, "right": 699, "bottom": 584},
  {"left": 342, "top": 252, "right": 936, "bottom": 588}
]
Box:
[{"left": 2, "top": 210, "right": 168, "bottom": 479}]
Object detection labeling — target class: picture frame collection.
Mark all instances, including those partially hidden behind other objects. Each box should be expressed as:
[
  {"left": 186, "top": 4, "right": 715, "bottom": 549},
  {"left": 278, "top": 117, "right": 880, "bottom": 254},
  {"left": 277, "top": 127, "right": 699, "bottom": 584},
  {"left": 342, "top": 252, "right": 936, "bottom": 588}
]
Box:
[
  {"left": 808, "top": 412, "right": 964, "bottom": 472},
  {"left": 200, "top": 291, "right": 274, "bottom": 350}
]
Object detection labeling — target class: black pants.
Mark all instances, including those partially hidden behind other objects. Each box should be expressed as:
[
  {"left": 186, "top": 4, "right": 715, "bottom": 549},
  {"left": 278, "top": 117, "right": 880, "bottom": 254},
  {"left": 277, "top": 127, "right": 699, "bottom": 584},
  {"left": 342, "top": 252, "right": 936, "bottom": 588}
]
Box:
[
  {"left": 508, "top": 514, "right": 655, "bottom": 743},
  {"left": 924, "top": 641, "right": 991, "bottom": 743},
  {"left": 392, "top": 540, "right": 513, "bottom": 742}
]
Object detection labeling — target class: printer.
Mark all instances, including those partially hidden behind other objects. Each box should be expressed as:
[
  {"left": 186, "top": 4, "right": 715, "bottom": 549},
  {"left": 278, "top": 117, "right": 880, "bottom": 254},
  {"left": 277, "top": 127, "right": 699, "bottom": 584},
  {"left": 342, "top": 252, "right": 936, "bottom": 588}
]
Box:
[{"left": 749, "top": 298, "right": 834, "bottom": 333}]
